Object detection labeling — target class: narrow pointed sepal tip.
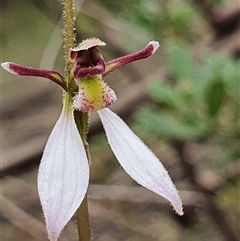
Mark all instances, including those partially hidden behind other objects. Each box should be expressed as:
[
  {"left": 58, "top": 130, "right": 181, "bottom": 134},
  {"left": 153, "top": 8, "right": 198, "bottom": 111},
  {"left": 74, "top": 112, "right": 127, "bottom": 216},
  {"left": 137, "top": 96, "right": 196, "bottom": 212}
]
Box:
[
  {"left": 49, "top": 234, "right": 57, "bottom": 241},
  {"left": 148, "top": 41, "right": 160, "bottom": 54},
  {"left": 173, "top": 201, "right": 184, "bottom": 216},
  {"left": 1, "top": 62, "right": 15, "bottom": 74},
  {"left": 176, "top": 207, "right": 184, "bottom": 216}
]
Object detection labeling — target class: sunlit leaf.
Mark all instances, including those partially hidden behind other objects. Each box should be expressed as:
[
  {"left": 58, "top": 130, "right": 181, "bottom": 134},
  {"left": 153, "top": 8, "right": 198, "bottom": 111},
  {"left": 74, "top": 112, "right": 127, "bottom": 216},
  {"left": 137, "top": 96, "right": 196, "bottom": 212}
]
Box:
[
  {"left": 167, "top": 43, "right": 193, "bottom": 80},
  {"left": 148, "top": 81, "right": 182, "bottom": 109},
  {"left": 135, "top": 108, "right": 205, "bottom": 140},
  {"left": 222, "top": 59, "right": 240, "bottom": 101},
  {"left": 204, "top": 76, "right": 225, "bottom": 117}
]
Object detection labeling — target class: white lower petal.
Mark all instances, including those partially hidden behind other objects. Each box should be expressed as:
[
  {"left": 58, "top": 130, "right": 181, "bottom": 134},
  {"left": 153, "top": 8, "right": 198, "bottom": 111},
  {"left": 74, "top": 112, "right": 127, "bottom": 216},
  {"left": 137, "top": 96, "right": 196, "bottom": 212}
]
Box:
[
  {"left": 97, "top": 108, "right": 183, "bottom": 215},
  {"left": 37, "top": 108, "right": 89, "bottom": 241}
]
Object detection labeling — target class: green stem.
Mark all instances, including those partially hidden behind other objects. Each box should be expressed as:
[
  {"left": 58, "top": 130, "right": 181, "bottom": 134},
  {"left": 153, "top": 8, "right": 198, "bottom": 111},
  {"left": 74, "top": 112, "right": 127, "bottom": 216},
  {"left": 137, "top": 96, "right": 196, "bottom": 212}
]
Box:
[
  {"left": 74, "top": 111, "right": 91, "bottom": 241},
  {"left": 62, "top": 0, "right": 75, "bottom": 63},
  {"left": 62, "top": 1, "right": 91, "bottom": 241}
]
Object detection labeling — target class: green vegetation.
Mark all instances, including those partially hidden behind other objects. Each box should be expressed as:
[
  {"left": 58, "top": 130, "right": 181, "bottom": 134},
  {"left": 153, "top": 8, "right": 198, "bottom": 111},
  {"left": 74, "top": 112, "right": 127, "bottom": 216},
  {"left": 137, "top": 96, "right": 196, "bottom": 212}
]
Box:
[{"left": 2, "top": 0, "right": 239, "bottom": 240}]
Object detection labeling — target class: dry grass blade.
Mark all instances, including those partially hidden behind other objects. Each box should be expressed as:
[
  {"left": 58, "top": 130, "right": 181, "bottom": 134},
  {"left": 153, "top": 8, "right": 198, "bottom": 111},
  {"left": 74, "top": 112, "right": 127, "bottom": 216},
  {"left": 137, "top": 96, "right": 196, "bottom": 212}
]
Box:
[
  {"left": 1, "top": 195, "right": 47, "bottom": 240},
  {"left": 88, "top": 184, "right": 204, "bottom": 207}
]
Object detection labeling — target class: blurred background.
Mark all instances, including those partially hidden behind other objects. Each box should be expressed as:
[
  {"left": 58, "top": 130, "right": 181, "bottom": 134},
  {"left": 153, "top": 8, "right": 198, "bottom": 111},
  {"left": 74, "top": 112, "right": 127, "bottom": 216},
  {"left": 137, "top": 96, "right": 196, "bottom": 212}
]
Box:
[{"left": 1, "top": 0, "right": 239, "bottom": 240}]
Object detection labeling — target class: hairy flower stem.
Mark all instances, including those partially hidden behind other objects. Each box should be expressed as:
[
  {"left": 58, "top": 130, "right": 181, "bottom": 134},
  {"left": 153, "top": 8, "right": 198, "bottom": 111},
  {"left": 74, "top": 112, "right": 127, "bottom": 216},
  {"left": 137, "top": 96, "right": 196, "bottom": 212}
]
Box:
[
  {"left": 62, "top": 0, "right": 75, "bottom": 64},
  {"left": 74, "top": 111, "right": 91, "bottom": 241},
  {"left": 62, "top": 1, "right": 91, "bottom": 241}
]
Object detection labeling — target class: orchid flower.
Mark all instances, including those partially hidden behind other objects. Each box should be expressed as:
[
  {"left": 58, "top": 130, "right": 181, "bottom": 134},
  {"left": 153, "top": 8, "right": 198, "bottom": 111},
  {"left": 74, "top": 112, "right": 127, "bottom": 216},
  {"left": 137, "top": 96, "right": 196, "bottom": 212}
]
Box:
[{"left": 1, "top": 38, "right": 183, "bottom": 241}]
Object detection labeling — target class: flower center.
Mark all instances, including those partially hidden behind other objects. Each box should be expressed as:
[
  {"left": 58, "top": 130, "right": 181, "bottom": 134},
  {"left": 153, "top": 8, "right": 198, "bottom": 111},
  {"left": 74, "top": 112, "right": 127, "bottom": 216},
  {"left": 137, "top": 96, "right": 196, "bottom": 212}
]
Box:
[
  {"left": 73, "top": 76, "right": 117, "bottom": 112},
  {"left": 72, "top": 47, "right": 106, "bottom": 78}
]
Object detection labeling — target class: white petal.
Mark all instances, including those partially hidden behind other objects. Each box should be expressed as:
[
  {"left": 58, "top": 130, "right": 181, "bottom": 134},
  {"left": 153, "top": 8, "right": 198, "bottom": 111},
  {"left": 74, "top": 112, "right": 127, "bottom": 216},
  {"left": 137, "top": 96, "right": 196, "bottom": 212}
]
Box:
[
  {"left": 37, "top": 109, "right": 89, "bottom": 241},
  {"left": 97, "top": 108, "right": 183, "bottom": 215}
]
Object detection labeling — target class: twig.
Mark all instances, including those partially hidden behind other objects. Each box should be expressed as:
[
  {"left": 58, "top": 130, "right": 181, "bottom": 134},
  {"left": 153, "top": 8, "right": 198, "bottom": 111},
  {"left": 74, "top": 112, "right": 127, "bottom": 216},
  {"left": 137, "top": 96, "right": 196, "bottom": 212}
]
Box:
[
  {"left": 88, "top": 184, "right": 204, "bottom": 207},
  {"left": 172, "top": 140, "right": 239, "bottom": 241},
  {"left": 0, "top": 195, "right": 47, "bottom": 241}
]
